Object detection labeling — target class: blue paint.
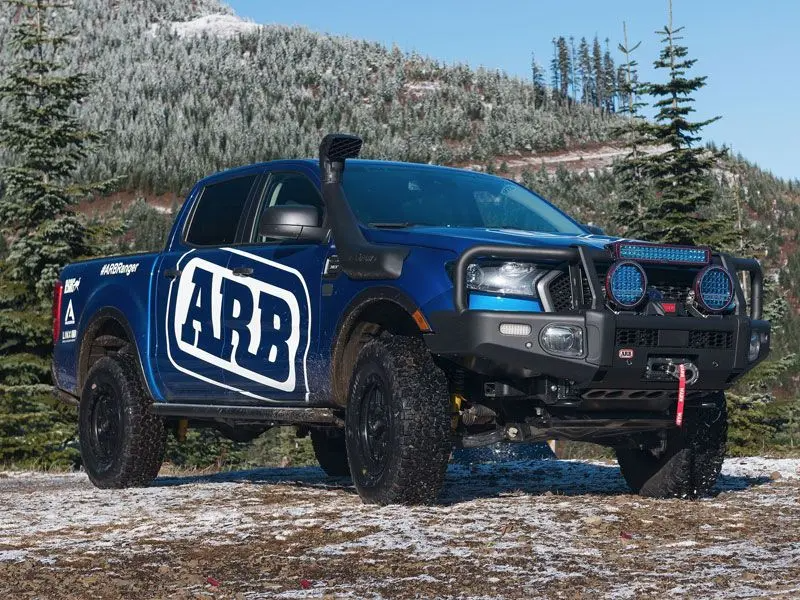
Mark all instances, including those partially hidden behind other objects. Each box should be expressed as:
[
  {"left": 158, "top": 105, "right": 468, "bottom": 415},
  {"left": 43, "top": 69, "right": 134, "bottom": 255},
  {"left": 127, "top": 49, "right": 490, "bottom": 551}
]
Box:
[
  {"left": 468, "top": 293, "right": 542, "bottom": 312},
  {"left": 52, "top": 159, "right": 622, "bottom": 404}
]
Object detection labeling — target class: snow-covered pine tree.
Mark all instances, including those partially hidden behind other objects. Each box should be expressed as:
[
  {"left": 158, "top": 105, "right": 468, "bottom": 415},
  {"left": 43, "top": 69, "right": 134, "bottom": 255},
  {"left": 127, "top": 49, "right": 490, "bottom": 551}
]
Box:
[{"left": 0, "top": 0, "right": 113, "bottom": 466}]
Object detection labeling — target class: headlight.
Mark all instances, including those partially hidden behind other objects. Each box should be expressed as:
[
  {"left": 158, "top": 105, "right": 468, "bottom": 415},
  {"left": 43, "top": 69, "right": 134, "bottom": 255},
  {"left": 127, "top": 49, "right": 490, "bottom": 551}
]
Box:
[
  {"left": 466, "top": 262, "right": 546, "bottom": 298},
  {"left": 748, "top": 331, "right": 762, "bottom": 362}
]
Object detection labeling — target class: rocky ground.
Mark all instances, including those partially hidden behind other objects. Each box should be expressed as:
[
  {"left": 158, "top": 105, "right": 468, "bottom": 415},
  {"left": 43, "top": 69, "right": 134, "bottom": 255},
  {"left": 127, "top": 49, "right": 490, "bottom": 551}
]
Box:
[{"left": 1, "top": 456, "right": 799, "bottom": 599}]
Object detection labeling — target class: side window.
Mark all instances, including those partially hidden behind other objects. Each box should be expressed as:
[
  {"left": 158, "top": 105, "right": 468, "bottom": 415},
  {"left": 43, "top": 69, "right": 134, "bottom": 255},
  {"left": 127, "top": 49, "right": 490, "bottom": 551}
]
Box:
[
  {"left": 185, "top": 174, "right": 257, "bottom": 246},
  {"left": 252, "top": 172, "right": 324, "bottom": 243}
]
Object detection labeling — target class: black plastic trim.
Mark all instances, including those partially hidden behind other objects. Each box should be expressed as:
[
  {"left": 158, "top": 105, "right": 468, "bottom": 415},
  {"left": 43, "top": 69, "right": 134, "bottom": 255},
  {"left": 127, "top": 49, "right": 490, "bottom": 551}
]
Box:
[
  {"left": 426, "top": 309, "right": 771, "bottom": 390},
  {"left": 150, "top": 403, "right": 343, "bottom": 426},
  {"left": 318, "top": 133, "right": 409, "bottom": 280},
  {"left": 76, "top": 307, "right": 154, "bottom": 398}
]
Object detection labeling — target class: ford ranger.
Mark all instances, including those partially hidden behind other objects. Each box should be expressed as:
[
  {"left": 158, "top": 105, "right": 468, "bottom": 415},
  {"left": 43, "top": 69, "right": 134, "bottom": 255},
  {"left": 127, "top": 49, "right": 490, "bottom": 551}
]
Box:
[{"left": 52, "top": 134, "right": 770, "bottom": 504}]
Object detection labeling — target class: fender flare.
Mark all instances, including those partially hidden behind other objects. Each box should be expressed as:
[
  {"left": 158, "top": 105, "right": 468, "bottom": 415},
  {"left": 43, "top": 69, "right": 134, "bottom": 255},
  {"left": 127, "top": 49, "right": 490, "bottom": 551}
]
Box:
[
  {"left": 76, "top": 307, "right": 156, "bottom": 399},
  {"left": 329, "top": 286, "right": 424, "bottom": 404}
]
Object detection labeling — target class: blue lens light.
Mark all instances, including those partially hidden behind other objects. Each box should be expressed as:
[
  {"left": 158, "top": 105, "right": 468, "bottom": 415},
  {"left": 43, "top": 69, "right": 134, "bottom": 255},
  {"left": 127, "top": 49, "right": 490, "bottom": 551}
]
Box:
[
  {"left": 617, "top": 244, "right": 709, "bottom": 265},
  {"left": 695, "top": 266, "right": 734, "bottom": 313},
  {"left": 606, "top": 261, "right": 647, "bottom": 308}
]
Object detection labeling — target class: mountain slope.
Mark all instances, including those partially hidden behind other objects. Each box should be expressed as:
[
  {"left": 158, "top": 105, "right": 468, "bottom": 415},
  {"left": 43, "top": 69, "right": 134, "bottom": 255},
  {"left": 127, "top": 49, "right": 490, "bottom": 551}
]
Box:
[{"left": 0, "top": 0, "right": 623, "bottom": 193}]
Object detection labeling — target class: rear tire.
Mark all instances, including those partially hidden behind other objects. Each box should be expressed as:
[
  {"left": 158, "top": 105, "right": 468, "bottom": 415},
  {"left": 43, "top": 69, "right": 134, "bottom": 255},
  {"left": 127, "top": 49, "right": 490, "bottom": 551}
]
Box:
[
  {"left": 310, "top": 428, "right": 350, "bottom": 477},
  {"left": 79, "top": 352, "right": 166, "bottom": 489},
  {"left": 345, "top": 335, "right": 451, "bottom": 505},
  {"left": 615, "top": 392, "right": 728, "bottom": 498}
]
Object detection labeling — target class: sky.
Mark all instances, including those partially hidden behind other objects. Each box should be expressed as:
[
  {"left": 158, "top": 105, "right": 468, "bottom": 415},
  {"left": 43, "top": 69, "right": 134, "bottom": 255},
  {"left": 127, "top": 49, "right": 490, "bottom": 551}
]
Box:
[{"left": 227, "top": 0, "right": 800, "bottom": 181}]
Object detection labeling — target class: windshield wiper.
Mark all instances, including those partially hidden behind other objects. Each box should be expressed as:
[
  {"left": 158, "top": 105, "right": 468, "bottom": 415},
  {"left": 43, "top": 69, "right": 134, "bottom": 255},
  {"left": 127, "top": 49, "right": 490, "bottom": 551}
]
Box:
[{"left": 368, "top": 222, "right": 416, "bottom": 229}]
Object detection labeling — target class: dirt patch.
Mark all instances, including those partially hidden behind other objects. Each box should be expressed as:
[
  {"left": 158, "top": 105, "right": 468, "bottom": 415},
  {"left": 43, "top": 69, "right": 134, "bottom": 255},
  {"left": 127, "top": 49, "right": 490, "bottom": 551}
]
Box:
[{"left": 1, "top": 458, "right": 798, "bottom": 599}]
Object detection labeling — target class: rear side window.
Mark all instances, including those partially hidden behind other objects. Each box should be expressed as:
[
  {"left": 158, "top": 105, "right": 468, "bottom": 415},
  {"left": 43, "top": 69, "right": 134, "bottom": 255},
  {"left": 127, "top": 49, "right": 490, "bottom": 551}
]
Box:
[{"left": 185, "top": 174, "right": 257, "bottom": 246}]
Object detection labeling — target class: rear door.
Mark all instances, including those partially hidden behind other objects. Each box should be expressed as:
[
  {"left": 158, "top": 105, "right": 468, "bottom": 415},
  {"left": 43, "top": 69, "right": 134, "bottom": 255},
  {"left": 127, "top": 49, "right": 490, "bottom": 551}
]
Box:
[
  {"left": 221, "top": 167, "right": 326, "bottom": 404},
  {"left": 154, "top": 172, "right": 260, "bottom": 401}
]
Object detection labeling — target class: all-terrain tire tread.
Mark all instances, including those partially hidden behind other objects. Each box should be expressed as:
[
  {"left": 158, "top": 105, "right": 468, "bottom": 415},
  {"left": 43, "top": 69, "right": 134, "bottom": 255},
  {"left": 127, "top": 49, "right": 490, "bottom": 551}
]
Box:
[
  {"left": 347, "top": 335, "right": 451, "bottom": 505},
  {"left": 80, "top": 351, "right": 166, "bottom": 489},
  {"left": 616, "top": 392, "right": 728, "bottom": 498}
]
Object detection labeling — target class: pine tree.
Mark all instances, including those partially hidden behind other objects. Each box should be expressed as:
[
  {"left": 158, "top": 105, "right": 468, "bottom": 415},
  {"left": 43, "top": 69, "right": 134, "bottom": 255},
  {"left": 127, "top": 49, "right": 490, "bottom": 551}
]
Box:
[
  {"left": 577, "top": 37, "right": 592, "bottom": 105},
  {"left": 530, "top": 51, "right": 546, "bottom": 111},
  {"left": 0, "top": 0, "right": 113, "bottom": 466},
  {"left": 610, "top": 22, "right": 652, "bottom": 234},
  {"left": 569, "top": 36, "right": 578, "bottom": 103},
  {"left": 632, "top": 0, "right": 728, "bottom": 246},
  {"left": 602, "top": 38, "right": 617, "bottom": 113},
  {"left": 556, "top": 36, "right": 571, "bottom": 104},
  {"left": 592, "top": 36, "right": 604, "bottom": 110}
]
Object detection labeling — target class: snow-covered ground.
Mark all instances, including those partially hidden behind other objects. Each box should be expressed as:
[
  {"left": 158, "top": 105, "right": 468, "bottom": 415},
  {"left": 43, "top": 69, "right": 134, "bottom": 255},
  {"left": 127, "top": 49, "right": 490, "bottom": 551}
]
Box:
[{"left": 1, "top": 457, "right": 798, "bottom": 598}]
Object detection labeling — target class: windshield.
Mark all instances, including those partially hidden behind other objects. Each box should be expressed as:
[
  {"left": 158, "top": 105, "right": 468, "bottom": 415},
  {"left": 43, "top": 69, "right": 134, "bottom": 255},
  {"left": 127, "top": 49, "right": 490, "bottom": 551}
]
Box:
[{"left": 341, "top": 162, "right": 586, "bottom": 235}]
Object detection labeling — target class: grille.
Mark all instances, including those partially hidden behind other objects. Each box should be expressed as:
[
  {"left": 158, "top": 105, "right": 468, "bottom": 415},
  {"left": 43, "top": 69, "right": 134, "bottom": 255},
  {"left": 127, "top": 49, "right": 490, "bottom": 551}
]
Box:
[
  {"left": 548, "top": 270, "right": 694, "bottom": 311},
  {"left": 547, "top": 273, "right": 573, "bottom": 312},
  {"left": 689, "top": 330, "right": 733, "bottom": 349},
  {"left": 616, "top": 328, "right": 659, "bottom": 347},
  {"left": 648, "top": 282, "right": 692, "bottom": 303}
]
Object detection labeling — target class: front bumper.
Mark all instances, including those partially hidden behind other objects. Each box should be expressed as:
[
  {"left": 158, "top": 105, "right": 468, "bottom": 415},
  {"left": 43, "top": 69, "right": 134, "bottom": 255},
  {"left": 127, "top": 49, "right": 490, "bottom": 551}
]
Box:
[
  {"left": 426, "top": 309, "right": 770, "bottom": 390},
  {"left": 428, "top": 242, "right": 770, "bottom": 392}
]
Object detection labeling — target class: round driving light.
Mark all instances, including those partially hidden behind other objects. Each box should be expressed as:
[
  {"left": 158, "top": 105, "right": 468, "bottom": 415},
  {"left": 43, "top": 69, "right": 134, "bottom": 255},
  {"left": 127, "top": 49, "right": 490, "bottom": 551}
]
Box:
[
  {"left": 540, "top": 324, "right": 584, "bottom": 357},
  {"left": 694, "top": 266, "right": 734, "bottom": 313},
  {"left": 748, "top": 331, "right": 761, "bottom": 362},
  {"left": 606, "top": 261, "right": 647, "bottom": 308}
]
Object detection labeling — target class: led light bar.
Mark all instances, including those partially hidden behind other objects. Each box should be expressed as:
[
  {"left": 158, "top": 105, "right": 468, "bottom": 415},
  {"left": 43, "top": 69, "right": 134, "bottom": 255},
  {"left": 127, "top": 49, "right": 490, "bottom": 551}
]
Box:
[
  {"left": 612, "top": 242, "right": 710, "bottom": 265},
  {"left": 606, "top": 261, "right": 648, "bottom": 308},
  {"left": 694, "top": 266, "right": 734, "bottom": 313}
]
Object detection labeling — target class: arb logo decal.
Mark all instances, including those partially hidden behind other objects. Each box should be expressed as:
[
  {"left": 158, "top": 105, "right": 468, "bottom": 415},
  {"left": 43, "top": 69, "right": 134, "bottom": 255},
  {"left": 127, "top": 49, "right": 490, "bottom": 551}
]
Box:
[
  {"left": 618, "top": 348, "right": 635, "bottom": 360},
  {"left": 166, "top": 249, "right": 311, "bottom": 400}
]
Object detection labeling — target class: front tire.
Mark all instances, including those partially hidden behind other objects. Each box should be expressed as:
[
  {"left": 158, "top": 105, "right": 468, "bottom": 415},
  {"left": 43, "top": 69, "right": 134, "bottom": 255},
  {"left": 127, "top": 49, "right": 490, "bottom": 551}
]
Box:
[
  {"left": 345, "top": 335, "right": 451, "bottom": 505},
  {"left": 615, "top": 392, "right": 728, "bottom": 498},
  {"left": 79, "top": 353, "right": 166, "bottom": 489}
]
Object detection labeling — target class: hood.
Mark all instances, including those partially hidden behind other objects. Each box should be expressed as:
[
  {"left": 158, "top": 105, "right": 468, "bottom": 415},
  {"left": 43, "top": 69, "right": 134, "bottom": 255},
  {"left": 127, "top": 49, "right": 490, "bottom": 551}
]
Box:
[{"left": 364, "top": 225, "right": 621, "bottom": 255}]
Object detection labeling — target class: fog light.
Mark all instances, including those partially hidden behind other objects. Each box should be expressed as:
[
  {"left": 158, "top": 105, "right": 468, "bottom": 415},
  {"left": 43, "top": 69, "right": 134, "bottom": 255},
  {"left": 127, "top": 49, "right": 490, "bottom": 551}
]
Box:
[
  {"left": 500, "top": 323, "right": 532, "bottom": 336},
  {"left": 541, "top": 324, "right": 584, "bottom": 357},
  {"left": 748, "top": 331, "right": 761, "bottom": 362}
]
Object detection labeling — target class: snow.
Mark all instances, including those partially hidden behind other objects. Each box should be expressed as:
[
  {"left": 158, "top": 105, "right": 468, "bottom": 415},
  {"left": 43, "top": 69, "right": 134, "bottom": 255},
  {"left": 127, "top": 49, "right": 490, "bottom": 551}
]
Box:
[
  {"left": 466, "top": 143, "right": 671, "bottom": 175},
  {"left": 404, "top": 81, "right": 442, "bottom": 98},
  {"left": 1, "top": 457, "right": 799, "bottom": 597},
  {"left": 151, "top": 14, "right": 262, "bottom": 40}
]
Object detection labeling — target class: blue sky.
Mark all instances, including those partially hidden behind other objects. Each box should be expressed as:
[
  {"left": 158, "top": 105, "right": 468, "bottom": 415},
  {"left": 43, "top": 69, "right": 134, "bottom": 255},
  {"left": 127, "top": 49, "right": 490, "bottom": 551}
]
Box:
[{"left": 227, "top": 0, "right": 799, "bottom": 181}]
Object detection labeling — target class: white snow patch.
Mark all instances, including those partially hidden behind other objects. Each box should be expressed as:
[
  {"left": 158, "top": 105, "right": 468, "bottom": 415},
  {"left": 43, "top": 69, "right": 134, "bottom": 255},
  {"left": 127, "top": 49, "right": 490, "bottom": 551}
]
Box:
[
  {"left": 404, "top": 81, "right": 442, "bottom": 98},
  {"left": 721, "top": 457, "right": 800, "bottom": 480},
  {"left": 0, "top": 550, "right": 27, "bottom": 562},
  {"left": 151, "top": 14, "right": 261, "bottom": 40}
]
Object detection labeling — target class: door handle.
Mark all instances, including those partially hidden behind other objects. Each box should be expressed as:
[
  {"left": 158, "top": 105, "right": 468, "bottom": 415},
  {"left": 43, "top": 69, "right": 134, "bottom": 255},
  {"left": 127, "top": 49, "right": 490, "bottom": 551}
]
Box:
[
  {"left": 163, "top": 268, "right": 181, "bottom": 280},
  {"left": 231, "top": 267, "right": 254, "bottom": 277}
]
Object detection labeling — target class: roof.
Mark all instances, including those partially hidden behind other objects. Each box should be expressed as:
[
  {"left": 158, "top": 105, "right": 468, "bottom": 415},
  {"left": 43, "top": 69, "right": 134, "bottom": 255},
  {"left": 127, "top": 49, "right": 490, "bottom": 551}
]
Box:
[{"left": 193, "top": 158, "right": 485, "bottom": 188}]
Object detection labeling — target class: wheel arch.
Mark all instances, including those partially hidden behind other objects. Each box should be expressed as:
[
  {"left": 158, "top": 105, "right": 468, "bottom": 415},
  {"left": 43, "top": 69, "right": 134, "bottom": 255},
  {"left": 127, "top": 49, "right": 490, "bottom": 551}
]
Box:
[
  {"left": 329, "top": 287, "right": 429, "bottom": 406},
  {"left": 77, "top": 307, "right": 155, "bottom": 399}
]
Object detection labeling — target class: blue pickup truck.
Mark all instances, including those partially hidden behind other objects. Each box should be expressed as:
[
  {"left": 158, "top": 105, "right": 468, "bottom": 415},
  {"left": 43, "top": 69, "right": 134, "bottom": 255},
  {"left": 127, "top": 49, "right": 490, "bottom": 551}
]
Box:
[{"left": 52, "top": 134, "right": 770, "bottom": 504}]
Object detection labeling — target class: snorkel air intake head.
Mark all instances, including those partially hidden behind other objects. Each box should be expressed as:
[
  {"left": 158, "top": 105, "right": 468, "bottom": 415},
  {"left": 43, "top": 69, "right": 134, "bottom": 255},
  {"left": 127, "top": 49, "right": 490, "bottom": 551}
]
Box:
[{"left": 318, "top": 133, "right": 408, "bottom": 280}]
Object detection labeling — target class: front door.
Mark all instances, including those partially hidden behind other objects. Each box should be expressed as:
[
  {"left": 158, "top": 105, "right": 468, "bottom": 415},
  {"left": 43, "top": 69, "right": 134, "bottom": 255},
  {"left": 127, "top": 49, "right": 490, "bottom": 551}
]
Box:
[{"left": 222, "top": 168, "right": 326, "bottom": 404}]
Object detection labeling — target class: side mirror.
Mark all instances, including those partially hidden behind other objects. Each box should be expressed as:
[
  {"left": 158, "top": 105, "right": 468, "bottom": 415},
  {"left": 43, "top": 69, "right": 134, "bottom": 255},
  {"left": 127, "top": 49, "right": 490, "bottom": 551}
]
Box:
[
  {"left": 258, "top": 205, "right": 327, "bottom": 242},
  {"left": 586, "top": 224, "right": 605, "bottom": 236}
]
